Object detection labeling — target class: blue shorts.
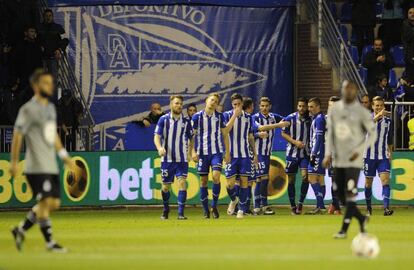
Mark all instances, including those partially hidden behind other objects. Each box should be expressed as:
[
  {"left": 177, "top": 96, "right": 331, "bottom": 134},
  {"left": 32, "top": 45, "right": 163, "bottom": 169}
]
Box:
[
  {"left": 161, "top": 162, "right": 188, "bottom": 184},
  {"left": 256, "top": 155, "right": 271, "bottom": 178},
  {"left": 364, "top": 159, "right": 391, "bottom": 177},
  {"left": 307, "top": 156, "right": 325, "bottom": 175},
  {"left": 286, "top": 157, "right": 309, "bottom": 174},
  {"left": 197, "top": 153, "right": 223, "bottom": 175},
  {"left": 225, "top": 157, "right": 251, "bottom": 179}
]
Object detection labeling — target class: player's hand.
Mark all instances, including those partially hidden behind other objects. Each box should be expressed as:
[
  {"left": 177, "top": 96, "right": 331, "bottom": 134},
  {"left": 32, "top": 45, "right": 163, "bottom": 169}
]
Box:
[
  {"left": 192, "top": 151, "right": 199, "bottom": 162},
  {"left": 234, "top": 105, "right": 242, "bottom": 117},
  {"left": 382, "top": 110, "right": 391, "bottom": 117},
  {"left": 322, "top": 155, "right": 331, "bottom": 168},
  {"left": 157, "top": 147, "right": 166, "bottom": 157},
  {"left": 9, "top": 162, "right": 18, "bottom": 178},
  {"left": 258, "top": 131, "right": 268, "bottom": 139},
  {"left": 349, "top": 152, "right": 359, "bottom": 161},
  {"left": 143, "top": 119, "right": 151, "bottom": 127},
  {"left": 224, "top": 153, "right": 231, "bottom": 164},
  {"left": 295, "top": 140, "right": 305, "bottom": 149}
]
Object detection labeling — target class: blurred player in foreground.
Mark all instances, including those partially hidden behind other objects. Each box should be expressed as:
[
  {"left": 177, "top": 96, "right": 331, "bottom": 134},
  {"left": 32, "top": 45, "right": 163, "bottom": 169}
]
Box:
[
  {"left": 324, "top": 80, "right": 377, "bottom": 239},
  {"left": 10, "top": 70, "right": 76, "bottom": 252},
  {"left": 154, "top": 95, "right": 194, "bottom": 220}
]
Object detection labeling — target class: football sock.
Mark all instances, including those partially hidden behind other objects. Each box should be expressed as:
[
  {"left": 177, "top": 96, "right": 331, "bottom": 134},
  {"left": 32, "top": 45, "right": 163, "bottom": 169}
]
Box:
[
  {"left": 177, "top": 190, "right": 187, "bottom": 216},
  {"left": 332, "top": 187, "right": 340, "bottom": 210},
  {"left": 311, "top": 183, "right": 324, "bottom": 208},
  {"left": 239, "top": 187, "right": 248, "bottom": 213},
  {"left": 254, "top": 182, "right": 261, "bottom": 208},
  {"left": 299, "top": 181, "right": 309, "bottom": 204},
  {"left": 235, "top": 185, "right": 240, "bottom": 198},
  {"left": 382, "top": 185, "right": 390, "bottom": 209},
  {"left": 365, "top": 187, "right": 372, "bottom": 209},
  {"left": 321, "top": 185, "right": 326, "bottom": 199},
  {"left": 39, "top": 218, "right": 53, "bottom": 243},
  {"left": 260, "top": 179, "right": 269, "bottom": 207},
  {"left": 246, "top": 186, "right": 252, "bottom": 210},
  {"left": 200, "top": 187, "right": 209, "bottom": 213},
  {"left": 288, "top": 182, "right": 296, "bottom": 207},
  {"left": 19, "top": 210, "right": 37, "bottom": 232},
  {"left": 211, "top": 183, "right": 220, "bottom": 208},
  {"left": 227, "top": 186, "right": 237, "bottom": 201},
  {"left": 161, "top": 190, "right": 170, "bottom": 212}
]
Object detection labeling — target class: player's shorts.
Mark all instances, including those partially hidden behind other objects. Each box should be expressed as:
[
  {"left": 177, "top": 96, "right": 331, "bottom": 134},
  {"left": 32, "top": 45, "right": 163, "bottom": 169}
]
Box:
[
  {"left": 26, "top": 174, "right": 60, "bottom": 201},
  {"left": 333, "top": 168, "right": 360, "bottom": 204},
  {"left": 363, "top": 159, "right": 391, "bottom": 177},
  {"left": 161, "top": 162, "right": 188, "bottom": 184},
  {"left": 225, "top": 157, "right": 251, "bottom": 179},
  {"left": 197, "top": 153, "right": 223, "bottom": 175},
  {"left": 256, "top": 155, "right": 271, "bottom": 178},
  {"left": 248, "top": 159, "right": 257, "bottom": 182},
  {"left": 285, "top": 156, "right": 309, "bottom": 174},
  {"left": 307, "top": 156, "right": 325, "bottom": 175}
]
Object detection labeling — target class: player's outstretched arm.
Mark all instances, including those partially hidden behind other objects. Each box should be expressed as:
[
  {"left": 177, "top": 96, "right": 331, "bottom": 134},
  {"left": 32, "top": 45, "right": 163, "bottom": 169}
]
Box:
[
  {"left": 258, "top": 121, "right": 290, "bottom": 131},
  {"left": 10, "top": 129, "right": 23, "bottom": 177}
]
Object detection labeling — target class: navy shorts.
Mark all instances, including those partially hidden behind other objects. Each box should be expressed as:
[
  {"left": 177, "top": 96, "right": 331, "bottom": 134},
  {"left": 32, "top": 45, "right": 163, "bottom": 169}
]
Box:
[
  {"left": 197, "top": 153, "right": 223, "bottom": 175},
  {"left": 308, "top": 156, "right": 325, "bottom": 175},
  {"left": 364, "top": 159, "right": 391, "bottom": 177},
  {"left": 285, "top": 157, "right": 309, "bottom": 174},
  {"left": 225, "top": 157, "right": 251, "bottom": 179},
  {"left": 256, "top": 155, "right": 271, "bottom": 178},
  {"left": 161, "top": 162, "right": 188, "bottom": 184}
]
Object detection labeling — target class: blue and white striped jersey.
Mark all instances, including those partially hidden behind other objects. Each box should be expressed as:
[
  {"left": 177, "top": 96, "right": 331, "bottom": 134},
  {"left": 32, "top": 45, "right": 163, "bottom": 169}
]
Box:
[
  {"left": 223, "top": 110, "right": 253, "bottom": 158},
  {"left": 154, "top": 113, "right": 193, "bottom": 162},
  {"left": 364, "top": 115, "right": 393, "bottom": 160},
  {"left": 282, "top": 112, "right": 311, "bottom": 158},
  {"left": 309, "top": 112, "right": 326, "bottom": 157},
  {"left": 253, "top": 112, "right": 283, "bottom": 156},
  {"left": 192, "top": 110, "right": 226, "bottom": 156}
]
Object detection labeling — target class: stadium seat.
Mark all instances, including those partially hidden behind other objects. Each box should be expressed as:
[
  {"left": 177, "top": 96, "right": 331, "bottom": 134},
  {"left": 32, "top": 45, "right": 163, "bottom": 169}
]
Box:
[
  {"left": 348, "top": 45, "right": 359, "bottom": 64},
  {"left": 359, "top": 67, "right": 368, "bottom": 85},
  {"left": 388, "top": 69, "right": 397, "bottom": 88},
  {"left": 340, "top": 2, "right": 352, "bottom": 23},
  {"left": 375, "top": 2, "right": 383, "bottom": 20},
  {"left": 390, "top": 45, "right": 405, "bottom": 67},
  {"left": 339, "top": 24, "right": 348, "bottom": 44},
  {"left": 361, "top": 45, "right": 373, "bottom": 64}
]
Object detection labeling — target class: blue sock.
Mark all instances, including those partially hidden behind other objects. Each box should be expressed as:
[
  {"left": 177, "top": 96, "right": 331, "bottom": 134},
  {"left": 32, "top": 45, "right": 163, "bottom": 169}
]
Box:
[
  {"left": 299, "top": 181, "right": 309, "bottom": 204},
  {"left": 382, "top": 185, "right": 390, "bottom": 209},
  {"left": 311, "top": 183, "right": 324, "bottom": 208},
  {"left": 321, "top": 185, "right": 326, "bottom": 199},
  {"left": 200, "top": 187, "right": 209, "bottom": 213},
  {"left": 227, "top": 186, "right": 237, "bottom": 201},
  {"left": 332, "top": 187, "right": 340, "bottom": 209},
  {"left": 211, "top": 183, "right": 220, "bottom": 208},
  {"left": 239, "top": 187, "right": 248, "bottom": 213},
  {"left": 260, "top": 179, "right": 269, "bottom": 207},
  {"left": 235, "top": 185, "right": 240, "bottom": 198},
  {"left": 246, "top": 186, "right": 252, "bottom": 210},
  {"left": 365, "top": 187, "right": 372, "bottom": 209},
  {"left": 288, "top": 183, "right": 296, "bottom": 207},
  {"left": 254, "top": 182, "right": 261, "bottom": 208},
  {"left": 177, "top": 190, "right": 187, "bottom": 216},
  {"left": 161, "top": 190, "right": 170, "bottom": 212}
]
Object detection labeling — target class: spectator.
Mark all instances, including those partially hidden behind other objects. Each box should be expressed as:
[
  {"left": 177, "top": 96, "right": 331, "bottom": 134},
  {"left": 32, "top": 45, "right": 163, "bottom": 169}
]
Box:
[
  {"left": 138, "top": 102, "right": 164, "bottom": 128},
  {"left": 379, "top": 0, "right": 404, "bottom": 51},
  {"left": 360, "top": 94, "right": 372, "bottom": 110},
  {"left": 402, "top": 7, "right": 414, "bottom": 83},
  {"left": 351, "top": 0, "right": 377, "bottom": 58},
  {"left": 38, "top": 9, "right": 67, "bottom": 79},
  {"left": 57, "top": 89, "right": 83, "bottom": 151},
  {"left": 363, "top": 38, "right": 394, "bottom": 87},
  {"left": 369, "top": 74, "right": 394, "bottom": 101},
  {"left": 216, "top": 104, "right": 224, "bottom": 113},
  {"left": 186, "top": 103, "right": 197, "bottom": 119},
  {"left": 0, "top": 80, "right": 21, "bottom": 125}
]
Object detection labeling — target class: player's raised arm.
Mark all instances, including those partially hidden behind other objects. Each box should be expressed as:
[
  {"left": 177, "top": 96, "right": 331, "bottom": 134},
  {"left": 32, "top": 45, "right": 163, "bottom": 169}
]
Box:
[
  {"left": 258, "top": 120, "right": 290, "bottom": 131},
  {"left": 222, "top": 104, "right": 242, "bottom": 133}
]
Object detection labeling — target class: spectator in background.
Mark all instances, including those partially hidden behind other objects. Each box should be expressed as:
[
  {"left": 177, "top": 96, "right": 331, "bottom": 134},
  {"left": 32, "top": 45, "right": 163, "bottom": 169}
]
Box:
[
  {"left": 369, "top": 73, "right": 394, "bottom": 101},
  {"left": 57, "top": 89, "right": 83, "bottom": 151},
  {"left": 402, "top": 7, "right": 414, "bottom": 83},
  {"left": 360, "top": 94, "right": 372, "bottom": 110},
  {"left": 138, "top": 102, "right": 164, "bottom": 127},
  {"left": 351, "top": 0, "right": 377, "bottom": 58},
  {"left": 186, "top": 103, "right": 197, "bottom": 119},
  {"left": 216, "top": 104, "right": 224, "bottom": 113},
  {"left": 363, "top": 38, "right": 394, "bottom": 88},
  {"left": 379, "top": 0, "right": 404, "bottom": 51}
]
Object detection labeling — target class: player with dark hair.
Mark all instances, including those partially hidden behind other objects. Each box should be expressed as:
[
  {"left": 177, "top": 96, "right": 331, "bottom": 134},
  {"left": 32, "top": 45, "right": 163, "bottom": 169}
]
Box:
[
  {"left": 364, "top": 96, "right": 394, "bottom": 216},
  {"left": 154, "top": 95, "right": 194, "bottom": 220},
  {"left": 324, "top": 80, "right": 376, "bottom": 239},
  {"left": 281, "top": 97, "right": 312, "bottom": 215},
  {"left": 186, "top": 103, "right": 197, "bottom": 119},
  {"left": 10, "top": 69, "right": 76, "bottom": 252}
]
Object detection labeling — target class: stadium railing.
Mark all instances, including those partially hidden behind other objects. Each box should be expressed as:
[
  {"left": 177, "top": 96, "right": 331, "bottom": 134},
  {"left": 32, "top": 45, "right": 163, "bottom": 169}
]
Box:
[
  {"left": 304, "top": 0, "right": 367, "bottom": 97},
  {"left": 385, "top": 101, "right": 414, "bottom": 151}
]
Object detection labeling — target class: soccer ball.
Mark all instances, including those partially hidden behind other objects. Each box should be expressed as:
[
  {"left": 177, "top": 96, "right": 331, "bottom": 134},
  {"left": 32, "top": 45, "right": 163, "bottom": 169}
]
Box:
[
  {"left": 65, "top": 159, "right": 88, "bottom": 199},
  {"left": 351, "top": 233, "right": 380, "bottom": 259}
]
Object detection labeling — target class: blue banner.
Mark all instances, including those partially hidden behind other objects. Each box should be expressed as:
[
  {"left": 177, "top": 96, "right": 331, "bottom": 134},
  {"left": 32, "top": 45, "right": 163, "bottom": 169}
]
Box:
[
  {"left": 49, "top": 1, "right": 296, "bottom": 7},
  {"left": 54, "top": 5, "right": 294, "bottom": 150}
]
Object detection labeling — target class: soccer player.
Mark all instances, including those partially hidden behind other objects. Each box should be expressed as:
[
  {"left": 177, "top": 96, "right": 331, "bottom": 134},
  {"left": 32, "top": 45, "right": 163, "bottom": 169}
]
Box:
[
  {"left": 252, "top": 97, "right": 288, "bottom": 215},
  {"left": 10, "top": 70, "right": 76, "bottom": 252},
  {"left": 191, "top": 93, "right": 237, "bottom": 219},
  {"left": 327, "top": 96, "right": 342, "bottom": 215},
  {"left": 154, "top": 95, "right": 194, "bottom": 220},
  {"left": 364, "top": 96, "right": 394, "bottom": 216},
  {"left": 323, "top": 80, "right": 376, "bottom": 238},
  {"left": 307, "top": 97, "right": 327, "bottom": 214},
  {"left": 281, "top": 97, "right": 312, "bottom": 215},
  {"left": 223, "top": 93, "right": 257, "bottom": 218}
]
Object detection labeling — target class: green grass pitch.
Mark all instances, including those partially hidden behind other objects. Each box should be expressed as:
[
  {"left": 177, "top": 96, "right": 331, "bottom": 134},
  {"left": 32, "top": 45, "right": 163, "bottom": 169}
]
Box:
[{"left": 0, "top": 207, "right": 413, "bottom": 270}]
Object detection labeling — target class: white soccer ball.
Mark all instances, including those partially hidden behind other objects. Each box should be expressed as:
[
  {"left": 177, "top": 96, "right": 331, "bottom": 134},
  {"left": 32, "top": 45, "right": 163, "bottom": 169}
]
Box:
[{"left": 351, "top": 233, "right": 380, "bottom": 259}]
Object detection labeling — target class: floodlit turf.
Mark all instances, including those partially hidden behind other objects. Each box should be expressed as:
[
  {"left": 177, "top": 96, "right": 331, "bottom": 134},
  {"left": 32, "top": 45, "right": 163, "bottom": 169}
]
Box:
[{"left": 0, "top": 207, "right": 413, "bottom": 270}]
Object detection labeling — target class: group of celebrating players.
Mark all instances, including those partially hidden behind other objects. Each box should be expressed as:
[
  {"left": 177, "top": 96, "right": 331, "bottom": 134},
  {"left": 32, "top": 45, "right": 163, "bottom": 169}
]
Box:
[{"left": 153, "top": 85, "right": 394, "bottom": 222}]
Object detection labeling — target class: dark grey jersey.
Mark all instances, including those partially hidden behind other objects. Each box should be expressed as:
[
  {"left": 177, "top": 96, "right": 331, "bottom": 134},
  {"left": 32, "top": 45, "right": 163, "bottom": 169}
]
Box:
[{"left": 14, "top": 98, "right": 59, "bottom": 174}]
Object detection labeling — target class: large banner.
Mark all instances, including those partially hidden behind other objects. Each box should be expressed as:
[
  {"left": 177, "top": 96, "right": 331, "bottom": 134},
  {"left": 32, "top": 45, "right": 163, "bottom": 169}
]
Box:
[
  {"left": 52, "top": 5, "right": 294, "bottom": 150},
  {"left": 0, "top": 152, "right": 413, "bottom": 208}
]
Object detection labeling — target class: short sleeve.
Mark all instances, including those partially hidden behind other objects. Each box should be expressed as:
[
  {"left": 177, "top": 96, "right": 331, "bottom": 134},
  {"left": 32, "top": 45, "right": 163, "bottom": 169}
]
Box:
[
  {"left": 282, "top": 115, "right": 291, "bottom": 133},
  {"left": 222, "top": 111, "right": 230, "bottom": 123},
  {"left": 191, "top": 113, "right": 199, "bottom": 130},
  {"left": 274, "top": 113, "right": 284, "bottom": 122},
  {"left": 315, "top": 117, "right": 326, "bottom": 134},
  {"left": 14, "top": 106, "right": 31, "bottom": 135},
  {"left": 154, "top": 117, "right": 164, "bottom": 136},
  {"left": 249, "top": 115, "right": 254, "bottom": 133},
  {"left": 186, "top": 120, "right": 194, "bottom": 139},
  {"left": 219, "top": 113, "right": 226, "bottom": 129}
]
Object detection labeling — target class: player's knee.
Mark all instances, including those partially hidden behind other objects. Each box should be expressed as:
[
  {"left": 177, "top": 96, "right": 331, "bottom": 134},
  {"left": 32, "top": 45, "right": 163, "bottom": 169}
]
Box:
[
  {"left": 365, "top": 178, "right": 373, "bottom": 188},
  {"left": 200, "top": 176, "right": 208, "bottom": 187},
  {"left": 177, "top": 178, "right": 187, "bottom": 190},
  {"left": 240, "top": 178, "right": 248, "bottom": 188},
  {"left": 226, "top": 177, "right": 236, "bottom": 188},
  {"left": 301, "top": 174, "right": 308, "bottom": 183},
  {"left": 288, "top": 175, "right": 295, "bottom": 184},
  {"left": 212, "top": 171, "right": 221, "bottom": 184},
  {"left": 162, "top": 184, "right": 170, "bottom": 192}
]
